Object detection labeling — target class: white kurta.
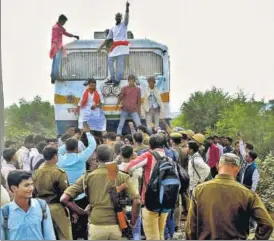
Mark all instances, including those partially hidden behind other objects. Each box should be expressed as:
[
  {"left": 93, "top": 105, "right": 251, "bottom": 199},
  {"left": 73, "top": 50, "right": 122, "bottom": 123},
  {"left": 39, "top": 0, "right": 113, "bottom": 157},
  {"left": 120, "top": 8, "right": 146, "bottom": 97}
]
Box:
[{"left": 78, "top": 91, "right": 106, "bottom": 131}]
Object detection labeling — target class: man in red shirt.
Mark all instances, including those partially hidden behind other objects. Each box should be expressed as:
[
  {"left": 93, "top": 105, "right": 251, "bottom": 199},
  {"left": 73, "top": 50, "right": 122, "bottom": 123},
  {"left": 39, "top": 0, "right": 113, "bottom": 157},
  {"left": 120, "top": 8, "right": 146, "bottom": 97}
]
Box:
[
  {"left": 206, "top": 136, "right": 220, "bottom": 178},
  {"left": 116, "top": 75, "right": 141, "bottom": 135},
  {"left": 50, "top": 14, "right": 79, "bottom": 82}
]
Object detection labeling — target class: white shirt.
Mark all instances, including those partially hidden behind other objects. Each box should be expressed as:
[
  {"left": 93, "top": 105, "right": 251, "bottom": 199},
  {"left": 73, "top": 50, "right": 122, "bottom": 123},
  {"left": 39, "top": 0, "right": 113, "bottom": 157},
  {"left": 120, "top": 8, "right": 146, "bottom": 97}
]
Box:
[
  {"left": 17, "top": 147, "right": 39, "bottom": 171},
  {"left": 188, "top": 152, "right": 210, "bottom": 191},
  {"left": 1, "top": 185, "right": 10, "bottom": 207},
  {"left": 217, "top": 143, "right": 224, "bottom": 157},
  {"left": 107, "top": 20, "right": 129, "bottom": 57},
  {"left": 241, "top": 162, "right": 260, "bottom": 192},
  {"left": 78, "top": 91, "right": 104, "bottom": 128}
]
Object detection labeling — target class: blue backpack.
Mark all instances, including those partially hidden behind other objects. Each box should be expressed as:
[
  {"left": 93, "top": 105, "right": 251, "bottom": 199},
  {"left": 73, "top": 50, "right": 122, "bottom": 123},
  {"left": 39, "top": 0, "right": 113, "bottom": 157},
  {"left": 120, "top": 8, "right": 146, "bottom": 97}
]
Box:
[{"left": 145, "top": 152, "right": 181, "bottom": 212}]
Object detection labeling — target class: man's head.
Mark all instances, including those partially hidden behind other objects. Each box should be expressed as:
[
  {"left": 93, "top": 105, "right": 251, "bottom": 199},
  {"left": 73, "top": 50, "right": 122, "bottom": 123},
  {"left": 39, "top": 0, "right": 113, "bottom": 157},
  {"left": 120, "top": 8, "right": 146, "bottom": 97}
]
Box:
[
  {"left": 73, "top": 128, "right": 82, "bottom": 140},
  {"left": 115, "top": 13, "right": 123, "bottom": 25},
  {"left": 213, "top": 135, "right": 219, "bottom": 145},
  {"left": 114, "top": 141, "right": 125, "bottom": 156},
  {"left": 188, "top": 141, "right": 199, "bottom": 155},
  {"left": 43, "top": 146, "right": 58, "bottom": 164},
  {"left": 149, "top": 134, "right": 165, "bottom": 150},
  {"left": 46, "top": 138, "right": 58, "bottom": 148},
  {"left": 120, "top": 145, "right": 134, "bottom": 160},
  {"left": 84, "top": 78, "right": 96, "bottom": 91},
  {"left": 148, "top": 77, "right": 156, "bottom": 89},
  {"left": 5, "top": 140, "right": 16, "bottom": 149},
  {"left": 7, "top": 170, "right": 33, "bottom": 199},
  {"left": 58, "top": 14, "right": 68, "bottom": 26},
  {"left": 225, "top": 137, "right": 233, "bottom": 146},
  {"left": 3, "top": 148, "right": 17, "bottom": 162},
  {"left": 219, "top": 136, "right": 226, "bottom": 146},
  {"left": 133, "top": 132, "right": 144, "bottom": 145},
  {"left": 124, "top": 134, "right": 134, "bottom": 145},
  {"left": 207, "top": 136, "right": 214, "bottom": 145},
  {"left": 97, "top": 144, "right": 114, "bottom": 163},
  {"left": 65, "top": 138, "right": 78, "bottom": 153},
  {"left": 66, "top": 126, "right": 76, "bottom": 136},
  {"left": 246, "top": 151, "right": 258, "bottom": 163},
  {"left": 61, "top": 133, "right": 73, "bottom": 144},
  {"left": 217, "top": 153, "right": 241, "bottom": 178},
  {"left": 104, "top": 132, "right": 116, "bottom": 145},
  {"left": 170, "top": 133, "right": 182, "bottom": 146},
  {"left": 24, "top": 135, "right": 35, "bottom": 149},
  {"left": 234, "top": 141, "right": 240, "bottom": 152},
  {"left": 245, "top": 143, "right": 254, "bottom": 153},
  {"left": 128, "top": 75, "right": 136, "bottom": 87},
  {"left": 34, "top": 135, "right": 46, "bottom": 146},
  {"left": 116, "top": 135, "right": 124, "bottom": 142},
  {"left": 36, "top": 141, "right": 47, "bottom": 154},
  {"left": 137, "top": 125, "right": 148, "bottom": 135}
]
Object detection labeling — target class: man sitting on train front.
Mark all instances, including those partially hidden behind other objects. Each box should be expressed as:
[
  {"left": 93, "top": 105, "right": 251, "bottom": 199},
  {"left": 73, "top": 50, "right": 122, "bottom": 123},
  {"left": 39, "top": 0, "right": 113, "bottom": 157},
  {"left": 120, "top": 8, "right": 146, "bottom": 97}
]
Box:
[{"left": 98, "top": 2, "right": 130, "bottom": 87}]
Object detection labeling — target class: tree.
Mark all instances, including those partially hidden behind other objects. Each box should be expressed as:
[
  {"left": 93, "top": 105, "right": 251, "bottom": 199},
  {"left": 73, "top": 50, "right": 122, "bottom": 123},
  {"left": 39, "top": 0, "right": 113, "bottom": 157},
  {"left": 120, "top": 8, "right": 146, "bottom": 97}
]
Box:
[
  {"left": 207, "top": 99, "right": 274, "bottom": 157},
  {"left": 4, "top": 96, "right": 56, "bottom": 144},
  {"left": 179, "top": 87, "right": 230, "bottom": 132}
]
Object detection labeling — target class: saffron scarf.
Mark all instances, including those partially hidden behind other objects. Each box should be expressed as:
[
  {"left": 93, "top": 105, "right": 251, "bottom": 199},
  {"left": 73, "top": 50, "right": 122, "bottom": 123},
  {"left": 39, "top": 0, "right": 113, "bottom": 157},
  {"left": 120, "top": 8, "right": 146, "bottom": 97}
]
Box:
[
  {"left": 81, "top": 88, "right": 100, "bottom": 108},
  {"left": 110, "top": 40, "right": 130, "bottom": 52}
]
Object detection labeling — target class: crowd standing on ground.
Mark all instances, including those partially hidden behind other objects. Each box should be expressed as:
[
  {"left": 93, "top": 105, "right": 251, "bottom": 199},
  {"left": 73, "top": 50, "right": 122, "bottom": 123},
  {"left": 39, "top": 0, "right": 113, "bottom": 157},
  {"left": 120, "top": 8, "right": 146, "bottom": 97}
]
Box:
[
  {"left": 1, "top": 122, "right": 274, "bottom": 240},
  {"left": 1, "top": 3, "right": 274, "bottom": 240}
]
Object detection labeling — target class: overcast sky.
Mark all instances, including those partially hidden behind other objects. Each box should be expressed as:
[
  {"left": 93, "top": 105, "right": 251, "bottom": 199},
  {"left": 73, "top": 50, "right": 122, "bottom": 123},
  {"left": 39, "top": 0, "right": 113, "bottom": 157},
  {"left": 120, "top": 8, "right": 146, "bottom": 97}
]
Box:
[{"left": 2, "top": 0, "right": 274, "bottom": 111}]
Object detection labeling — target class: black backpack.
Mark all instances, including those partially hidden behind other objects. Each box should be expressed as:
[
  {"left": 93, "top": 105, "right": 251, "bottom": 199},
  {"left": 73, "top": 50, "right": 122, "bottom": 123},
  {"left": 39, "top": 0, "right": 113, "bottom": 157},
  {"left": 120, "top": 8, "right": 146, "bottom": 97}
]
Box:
[{"left": 145, "top": 151, "right": 181, "bottom": 212}]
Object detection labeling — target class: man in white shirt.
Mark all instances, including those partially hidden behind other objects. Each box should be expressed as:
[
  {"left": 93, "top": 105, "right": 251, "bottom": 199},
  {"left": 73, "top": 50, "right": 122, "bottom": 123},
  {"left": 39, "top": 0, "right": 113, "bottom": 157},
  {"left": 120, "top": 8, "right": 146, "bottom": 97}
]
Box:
[
  {"left": 188, "top": 141, "right": 210, "bottom": 195},
  {"left": 98, "top": 2, "right": 130, "bottom": 86}
]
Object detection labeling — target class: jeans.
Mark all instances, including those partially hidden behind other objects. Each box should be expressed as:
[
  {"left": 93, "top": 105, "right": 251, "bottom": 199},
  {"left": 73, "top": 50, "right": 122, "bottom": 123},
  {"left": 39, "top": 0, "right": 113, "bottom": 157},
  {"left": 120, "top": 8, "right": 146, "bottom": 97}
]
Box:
[
  {"left": 108, "top": 55, "right": 125, "bottom": 82},
  {"left": 132, "top": 216, "right": 142, "bottom": 240},
  {"left": 117, "top": 111, "right": 141, "bottom": 135},
  {"left": 145, "top": 108, "right": 160, "bottom": 133},
  {"left": 51, "top": 50, "right": 62, "bottom": 80},
  {"left": 164, "top": 211, "right": 175, "bottom": 240}
]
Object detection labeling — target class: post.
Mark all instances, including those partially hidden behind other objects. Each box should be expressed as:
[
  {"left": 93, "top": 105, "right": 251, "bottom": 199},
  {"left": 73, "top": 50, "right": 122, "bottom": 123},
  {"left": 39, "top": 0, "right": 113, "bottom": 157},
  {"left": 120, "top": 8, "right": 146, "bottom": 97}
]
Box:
[{"left": 0, "top": 50, "right": 4, "bottom": 156}]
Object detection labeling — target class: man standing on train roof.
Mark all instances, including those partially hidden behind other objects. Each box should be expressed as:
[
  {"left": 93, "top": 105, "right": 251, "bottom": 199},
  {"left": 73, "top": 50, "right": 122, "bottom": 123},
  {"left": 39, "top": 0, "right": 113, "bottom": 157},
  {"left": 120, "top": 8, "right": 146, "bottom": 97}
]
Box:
[
  {"left": 50, "top": 14, "right": 79, "bottom": 81},
  {"left": 98, "top": 2, "right": 130, "bottom": 87}
]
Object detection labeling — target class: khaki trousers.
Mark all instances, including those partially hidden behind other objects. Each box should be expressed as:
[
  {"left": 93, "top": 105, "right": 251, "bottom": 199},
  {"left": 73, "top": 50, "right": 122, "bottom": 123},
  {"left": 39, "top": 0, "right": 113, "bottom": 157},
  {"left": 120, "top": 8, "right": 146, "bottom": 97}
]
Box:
[
  {"left": 88, "top": 223, "right": 122, "bottom": 240},
  {"left": 49, "top": 203, "right": 73, "bottom": 240},
  {"left": 142, "top": 207, "right": 168, "bottom": 240}
]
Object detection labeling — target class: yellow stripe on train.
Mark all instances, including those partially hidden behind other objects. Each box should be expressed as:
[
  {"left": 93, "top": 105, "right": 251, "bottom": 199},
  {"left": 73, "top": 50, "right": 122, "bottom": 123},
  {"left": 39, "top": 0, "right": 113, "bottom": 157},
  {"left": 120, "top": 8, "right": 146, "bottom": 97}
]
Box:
[{"left": 54, "top": 92, "right": 170, "bottom": 106}]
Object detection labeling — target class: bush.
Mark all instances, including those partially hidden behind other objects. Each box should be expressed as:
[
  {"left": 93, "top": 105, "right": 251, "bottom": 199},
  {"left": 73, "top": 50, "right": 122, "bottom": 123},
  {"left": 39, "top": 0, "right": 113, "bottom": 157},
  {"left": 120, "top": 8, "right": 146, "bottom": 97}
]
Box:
[{"left": 257, "top": 152, "right": 274, "bottom": 213}]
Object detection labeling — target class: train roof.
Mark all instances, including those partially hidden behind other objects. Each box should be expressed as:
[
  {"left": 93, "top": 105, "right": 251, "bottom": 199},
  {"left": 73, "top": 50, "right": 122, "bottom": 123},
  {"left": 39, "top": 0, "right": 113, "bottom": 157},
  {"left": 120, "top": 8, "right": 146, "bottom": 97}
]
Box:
[{"left": 64, "top": 39, "right": 168, "bottom": 51}]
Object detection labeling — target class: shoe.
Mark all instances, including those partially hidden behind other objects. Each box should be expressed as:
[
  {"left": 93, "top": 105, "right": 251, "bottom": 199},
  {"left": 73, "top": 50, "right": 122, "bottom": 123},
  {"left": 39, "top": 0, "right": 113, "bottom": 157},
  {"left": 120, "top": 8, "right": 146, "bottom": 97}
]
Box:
[
  {"left": 113, "top": 81, "right": 120, "bottom": 87},
  {"left": 105, "top": 79, "right": 114, "bottom": 85}
]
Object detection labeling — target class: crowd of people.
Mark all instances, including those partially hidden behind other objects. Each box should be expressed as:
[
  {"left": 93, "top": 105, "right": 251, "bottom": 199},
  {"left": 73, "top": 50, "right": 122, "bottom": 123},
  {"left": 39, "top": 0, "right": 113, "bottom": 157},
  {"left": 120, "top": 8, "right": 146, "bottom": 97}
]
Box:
[
  {"left": 1, "top": 2, "right": 273, "bottom": 240},
  {"left": 1, "top": 122, "right": 274, "bottom": 240}
]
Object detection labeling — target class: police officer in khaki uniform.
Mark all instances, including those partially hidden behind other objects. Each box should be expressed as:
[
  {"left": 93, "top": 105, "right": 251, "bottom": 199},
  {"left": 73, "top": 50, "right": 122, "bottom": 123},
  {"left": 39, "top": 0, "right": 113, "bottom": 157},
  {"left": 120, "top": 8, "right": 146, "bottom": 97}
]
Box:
[
  {"left": 186, "top": 153, "right": 274, "bottom": 240},
  {"left": 60, "top": 144, "right": 141, "bottom": 240},
  {"left": 33, "top": 146, "right": 73, "bottom": 240}
]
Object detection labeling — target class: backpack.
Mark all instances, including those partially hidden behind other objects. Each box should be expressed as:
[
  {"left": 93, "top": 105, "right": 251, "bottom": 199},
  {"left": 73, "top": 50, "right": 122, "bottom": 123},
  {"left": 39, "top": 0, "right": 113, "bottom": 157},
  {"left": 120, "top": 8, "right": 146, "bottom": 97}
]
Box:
[
  {"left": 144, "top": 151, "right": 181, "bottom": 212},
  {"left": 191, "top": 156, "right": 212, "bottom": 185},
  {"left": 2, "top": 199, "right": 47, "bottom": 240},
  {"left": 30, "top": 157, "right": 45, "bottom": 172}
]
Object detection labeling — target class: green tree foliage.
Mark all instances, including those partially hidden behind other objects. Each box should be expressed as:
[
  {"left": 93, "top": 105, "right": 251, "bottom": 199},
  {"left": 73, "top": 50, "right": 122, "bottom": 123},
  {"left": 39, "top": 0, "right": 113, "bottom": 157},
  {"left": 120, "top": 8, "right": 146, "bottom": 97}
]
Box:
[
  {"left": 178, "top": 87, "right": 230, "bottom": 132},
  {"left": 173, "top": 88, "right": 274, "bottom": 157},
  {"left": 4, "top": 96, "right": 55, "bottom": 145},
  {"left": 257, "top": 152, "right": 274, "bottom": 213}
]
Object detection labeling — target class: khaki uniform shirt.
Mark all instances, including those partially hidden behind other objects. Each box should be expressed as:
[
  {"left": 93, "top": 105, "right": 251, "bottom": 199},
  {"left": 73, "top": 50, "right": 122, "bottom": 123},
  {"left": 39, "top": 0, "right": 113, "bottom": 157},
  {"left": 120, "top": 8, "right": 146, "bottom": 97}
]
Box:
[
  {"left": 186, "top": 174, "right": 274, "bottom": 240},
  {"left": 33, "top": 162, "right": 69, "bottom": 204},
  {"left": 64, "top": 164, "right": 140, "bottom": 226}
]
